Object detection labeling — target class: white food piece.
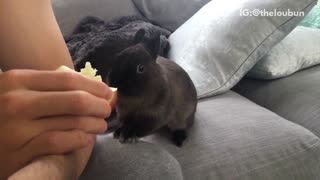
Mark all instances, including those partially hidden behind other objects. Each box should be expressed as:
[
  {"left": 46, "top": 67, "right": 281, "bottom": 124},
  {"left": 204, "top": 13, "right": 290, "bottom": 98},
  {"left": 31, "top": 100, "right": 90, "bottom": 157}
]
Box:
[
  {"left": 56, "top": 62, "right": 102, "bottom": 81},
  {"left": 80, "top": 62, "right": 102, "bottom": 81},
  {"left": 56, "top": 62, "right": 117, "bottom": 103}
]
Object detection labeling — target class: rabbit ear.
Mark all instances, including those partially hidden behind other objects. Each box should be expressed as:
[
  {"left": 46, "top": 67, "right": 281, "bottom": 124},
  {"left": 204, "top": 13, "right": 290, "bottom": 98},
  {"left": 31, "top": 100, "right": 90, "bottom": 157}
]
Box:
[
  {"left": 134, "top": 29, "right": 146, "bottom": 44},
  {"left": 147, "top": 32, "right": 161, "bottom": 60},
  {"left": 134, "top": 28, "right": 160, "bottom": 60}
]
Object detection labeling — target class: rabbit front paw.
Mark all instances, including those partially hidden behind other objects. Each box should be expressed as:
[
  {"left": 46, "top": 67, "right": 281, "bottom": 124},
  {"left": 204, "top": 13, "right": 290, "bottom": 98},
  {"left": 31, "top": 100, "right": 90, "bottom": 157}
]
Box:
[
  {"left": 113, "top": 124, "right": 139, "bottom": 143},
  {"left": 172, "top": 130, "right": 187, "bottom": 147}
]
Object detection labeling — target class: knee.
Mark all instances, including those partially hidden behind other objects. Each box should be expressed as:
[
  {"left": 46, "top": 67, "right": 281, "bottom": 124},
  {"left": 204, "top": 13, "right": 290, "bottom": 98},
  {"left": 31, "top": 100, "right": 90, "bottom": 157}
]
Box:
[{"left": 80, "top": 135, "right": 183, "bottom": 180}]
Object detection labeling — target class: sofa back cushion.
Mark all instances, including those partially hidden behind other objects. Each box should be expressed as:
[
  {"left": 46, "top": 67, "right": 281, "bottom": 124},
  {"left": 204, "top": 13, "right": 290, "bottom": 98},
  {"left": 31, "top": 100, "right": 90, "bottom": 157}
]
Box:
[
  {"left": 52, "top": 0, "right": 141, "bottom": 35},
  {"left": 132, "top": 0, "right": 211, "bottom": 31}
]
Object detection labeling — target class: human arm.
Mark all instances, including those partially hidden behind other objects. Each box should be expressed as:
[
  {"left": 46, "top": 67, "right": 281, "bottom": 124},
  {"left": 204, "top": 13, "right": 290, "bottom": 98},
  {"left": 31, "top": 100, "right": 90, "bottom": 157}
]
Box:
[
  {"left": 0, "top": 0, "right": 73, "bottom": 70},
  {"left": 0, "top": 0, "right": 110, "bottom": 179}
]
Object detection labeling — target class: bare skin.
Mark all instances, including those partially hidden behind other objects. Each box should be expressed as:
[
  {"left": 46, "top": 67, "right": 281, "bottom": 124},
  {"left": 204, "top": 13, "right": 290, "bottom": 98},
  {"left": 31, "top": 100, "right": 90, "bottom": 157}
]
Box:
[
  {"left": 0, "top": 0, "right": 73, "bottom": 70},
  {"left": 0, "top": 0, "right": 111, "bottom": 179},
  {"left": 0, "top": 70, "right": 112, "bottom": 179}
]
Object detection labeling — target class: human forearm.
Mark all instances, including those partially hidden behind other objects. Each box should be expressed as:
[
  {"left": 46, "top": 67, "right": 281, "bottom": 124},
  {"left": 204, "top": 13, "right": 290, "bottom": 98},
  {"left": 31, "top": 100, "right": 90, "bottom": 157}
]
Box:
[
  {"left": 0, "top": 0, "right": 73, "bottom": 70},
  {"left": 8, "top": 144, "right": 94, "bottom": 180},
  {"left": 8, "top": 155, "right": 76, "bottom": 180}
]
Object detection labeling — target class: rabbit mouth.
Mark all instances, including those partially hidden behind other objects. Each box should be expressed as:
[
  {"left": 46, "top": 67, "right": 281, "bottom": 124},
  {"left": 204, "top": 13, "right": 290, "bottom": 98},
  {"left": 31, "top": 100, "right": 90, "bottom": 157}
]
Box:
[
  {"left": 106, "top": 71, "right": 118, "bottom": 86},
  {"left": 107, "top": 77, "right": 121, "bottom": 89},
  {"left": 105, "top": 71, "right": 112, "bottom": 85},
  {"left": 107, "top": 73, "right": 126, "bottom": 92}
]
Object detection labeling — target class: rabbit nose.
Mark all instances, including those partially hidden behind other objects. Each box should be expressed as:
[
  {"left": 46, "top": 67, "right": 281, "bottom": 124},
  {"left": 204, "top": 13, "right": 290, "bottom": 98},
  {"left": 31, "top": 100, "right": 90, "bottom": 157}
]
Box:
[
  {"left": 108, "top": 72, "right": 122, "bottom": 88},
  {"left": 105, "top": 72, "right": 111, "bottom": 85},
  {"left": 108, "top": 78, "right": 118, "bottom": 88}
]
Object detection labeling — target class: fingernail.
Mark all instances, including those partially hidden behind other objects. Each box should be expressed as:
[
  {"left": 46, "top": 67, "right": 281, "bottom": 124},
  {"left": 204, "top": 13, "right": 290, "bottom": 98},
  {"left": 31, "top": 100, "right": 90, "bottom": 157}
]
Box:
[
  {"left": 105, "top": 87, "right": 114, "bottom": 99},
  {"left": 103, "top": 121, "right": 108, "bottom": 132}
]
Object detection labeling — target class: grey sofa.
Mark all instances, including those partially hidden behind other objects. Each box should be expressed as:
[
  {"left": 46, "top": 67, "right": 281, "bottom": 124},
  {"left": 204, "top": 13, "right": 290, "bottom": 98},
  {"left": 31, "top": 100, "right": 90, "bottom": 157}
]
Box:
[{"left": 53, "top": 0, "right": 320, "bottom": 179}]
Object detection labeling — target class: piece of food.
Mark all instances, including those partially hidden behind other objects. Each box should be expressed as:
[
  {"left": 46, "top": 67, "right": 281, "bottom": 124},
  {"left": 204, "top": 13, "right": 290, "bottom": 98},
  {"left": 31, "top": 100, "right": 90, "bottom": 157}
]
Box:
[
  {"left": 56, "top": 63, "right": 117, "bottom": 106},
  {"left": 56, "top": 62, "right": 102, "bottom": 81},
  {"left": 55, "top": 65, "right": 73, "bottom": 72},
  {"left": 80, "top": 62, "right": 102, "bottom": 81}
]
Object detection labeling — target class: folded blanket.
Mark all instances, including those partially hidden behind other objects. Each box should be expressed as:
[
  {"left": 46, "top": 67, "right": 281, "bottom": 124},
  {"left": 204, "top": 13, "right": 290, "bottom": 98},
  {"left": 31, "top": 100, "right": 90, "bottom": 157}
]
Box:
[{"left": 65, "top": 16, "right": 171, "bottom": 79}]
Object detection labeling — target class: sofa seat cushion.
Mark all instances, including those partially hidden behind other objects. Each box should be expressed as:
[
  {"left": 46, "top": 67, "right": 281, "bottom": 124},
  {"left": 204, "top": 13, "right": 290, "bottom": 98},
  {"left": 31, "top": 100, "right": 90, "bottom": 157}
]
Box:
[
  {"left": 234, "top": 65, "right": 320, "bottom": 137},
  {"left": 80, "top": 138, "right": 183, "bottom": 180},
  {"left": 144, "top": 91, "right": 320, "bottom": 180}
]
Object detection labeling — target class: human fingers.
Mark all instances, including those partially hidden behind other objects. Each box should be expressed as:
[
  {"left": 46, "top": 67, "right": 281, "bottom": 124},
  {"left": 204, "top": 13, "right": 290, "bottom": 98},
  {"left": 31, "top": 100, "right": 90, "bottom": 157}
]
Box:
[
  {"left": 2, "top": 90, "right": 111, "bottom": 119},
  {"left": 0, "top": 69, "right": 112, "bottom": 100},
  {"left": 37, "top": 116, "right": 108, "bottom": 134},
  {"left": 21, "top": 130, "right": 93, "bottom": 159}
]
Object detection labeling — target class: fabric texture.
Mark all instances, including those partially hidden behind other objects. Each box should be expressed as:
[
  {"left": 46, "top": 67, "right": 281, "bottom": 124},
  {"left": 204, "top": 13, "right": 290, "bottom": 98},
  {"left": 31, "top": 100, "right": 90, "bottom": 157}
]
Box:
[
  {"left": 80, "top": 92, "right": 320, "bottom": 180},
  {"left": 132, "top": 0, "right": 211, "bottom": 31},
  {"left": 80, "top": 136, "right": 183, "bottom": 180},
  {"left": 65, "top": 16, "right": 171, "bottom": 79},
  {"left": 247, "top": 26, "right": 320, "bottom": 79},
  {"left": 234, "top": 65, "right": 320, "bottom": 137},
  {"left": 144, "top": 91, "right": 320, "bottom": 180},
  {"left": 168, "top": 0, "right": 316, "bottom": 99},
  {"left": 52, "top": 0, "right": 141, "bottom": 35},
  {"left": 300, "top": 3, "right": 320, "bottom": 29}
]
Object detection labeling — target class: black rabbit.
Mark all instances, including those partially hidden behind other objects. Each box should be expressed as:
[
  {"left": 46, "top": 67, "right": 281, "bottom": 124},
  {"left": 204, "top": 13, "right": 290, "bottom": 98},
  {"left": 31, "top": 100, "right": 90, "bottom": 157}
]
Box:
[
  {"left": 107, "top": 29, "right": 197, "bottom": 147},
  {"left": 66, "top": 16, "right": 171, "bottom": 80}
]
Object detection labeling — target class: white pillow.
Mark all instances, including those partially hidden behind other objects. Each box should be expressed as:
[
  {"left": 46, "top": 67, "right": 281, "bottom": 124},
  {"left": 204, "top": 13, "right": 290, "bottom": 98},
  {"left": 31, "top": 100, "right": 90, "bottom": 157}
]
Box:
[
  {"left": 248, "top": 26, "right": 320, "bottom": 79},
  {"left": 168, "top": 0, "right": 316, "bottom": 98}
]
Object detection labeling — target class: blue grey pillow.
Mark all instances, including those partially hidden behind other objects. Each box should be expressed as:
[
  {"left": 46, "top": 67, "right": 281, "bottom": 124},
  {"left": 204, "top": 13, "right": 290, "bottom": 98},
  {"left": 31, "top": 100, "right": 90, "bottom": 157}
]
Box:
[
  {"left": 248, "top": 26, "right": 320, "bottom": 80},
  {"left": 300, "top": 3, "right": 320, "bottom": 29},
  {"left": 132, "top": 0, "right": 211, "bottom": 31},
  {"left": 168, "top": 0, "right": 317, "bottom": 98}
]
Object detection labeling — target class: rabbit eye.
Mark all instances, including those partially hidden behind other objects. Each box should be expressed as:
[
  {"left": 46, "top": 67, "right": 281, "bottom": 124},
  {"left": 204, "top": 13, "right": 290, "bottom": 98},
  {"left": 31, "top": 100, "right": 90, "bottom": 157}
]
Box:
[{"left": 137, "top": 64, "right": 145, "bottom": 74}]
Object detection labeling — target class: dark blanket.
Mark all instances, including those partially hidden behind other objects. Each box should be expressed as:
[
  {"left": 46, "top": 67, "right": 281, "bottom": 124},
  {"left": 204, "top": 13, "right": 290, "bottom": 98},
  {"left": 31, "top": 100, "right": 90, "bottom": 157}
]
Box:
[{"left": 65, "top": 16, "right": 171, "bottom": 80}]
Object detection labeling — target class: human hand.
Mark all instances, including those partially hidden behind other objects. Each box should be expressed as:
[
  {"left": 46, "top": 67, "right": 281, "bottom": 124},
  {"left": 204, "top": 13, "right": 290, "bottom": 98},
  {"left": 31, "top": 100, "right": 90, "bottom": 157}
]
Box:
[{"left": 0, "top": 69, "right": 112, "bottom": 179}]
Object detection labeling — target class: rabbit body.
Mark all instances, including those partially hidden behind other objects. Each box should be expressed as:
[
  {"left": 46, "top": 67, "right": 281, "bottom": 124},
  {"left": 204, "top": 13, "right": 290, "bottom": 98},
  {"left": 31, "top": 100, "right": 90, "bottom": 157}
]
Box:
[{"left": 109, "top": 30, "right": 197, "bottom": 147}]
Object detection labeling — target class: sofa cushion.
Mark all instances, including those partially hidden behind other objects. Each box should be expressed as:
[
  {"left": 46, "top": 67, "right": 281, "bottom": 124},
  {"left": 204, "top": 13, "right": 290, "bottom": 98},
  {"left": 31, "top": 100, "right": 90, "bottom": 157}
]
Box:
[
  {"left": 168, "top": 0, "right": 316, "bottom": 99},
  {"left": 80, "top": 138, "right": 183, "bottom": 180},
  {"left": 132, "top": 0, "right": 211, "bottom": 31},
  {"left": 234, "top": 65, "right": 320, "bottom": 137},
  {"left": 144, "top": 91, "right": 320, "bottom": 180},
  {"left": 52, "top": 0, "right": 141, "bottom": 35},
  {"left": 247, "top": 26, "right": 320, "bottom": 80}
]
